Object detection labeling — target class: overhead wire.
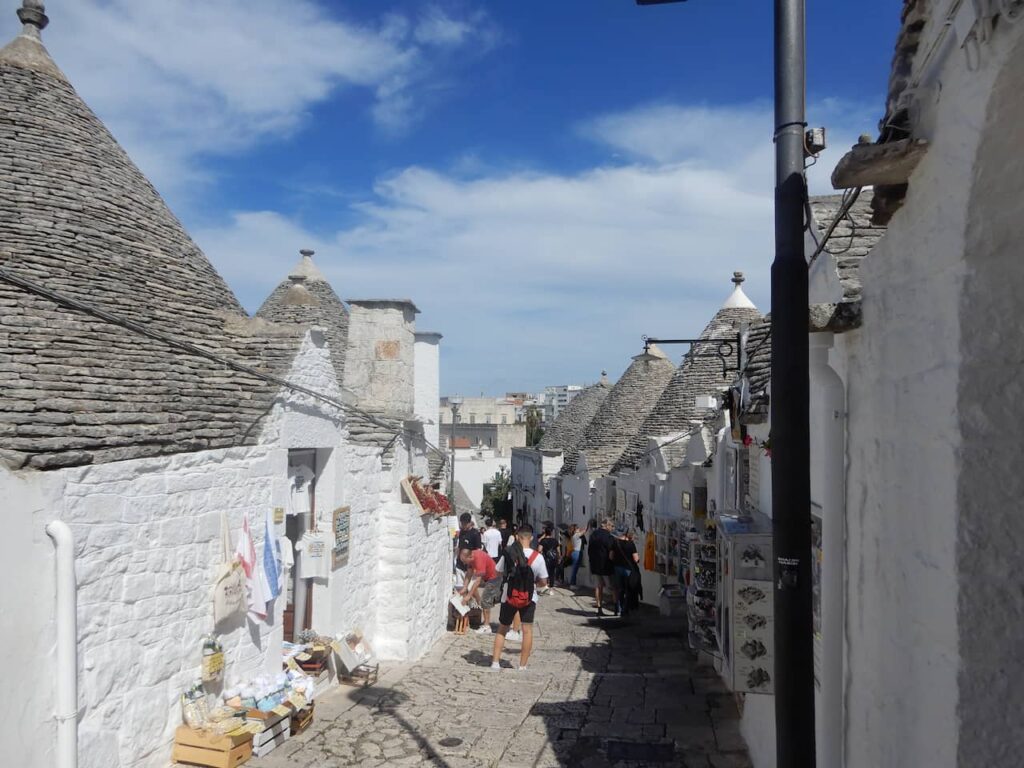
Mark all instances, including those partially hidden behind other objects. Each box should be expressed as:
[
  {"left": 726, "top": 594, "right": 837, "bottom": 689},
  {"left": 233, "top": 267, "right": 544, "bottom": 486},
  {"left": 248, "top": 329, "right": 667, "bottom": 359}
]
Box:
[
  {"left": 807, "top": 186, "right": 862, "bottom": 266},
  {"left": 0, "top": 266, "right": 451, "bottom": 467}
]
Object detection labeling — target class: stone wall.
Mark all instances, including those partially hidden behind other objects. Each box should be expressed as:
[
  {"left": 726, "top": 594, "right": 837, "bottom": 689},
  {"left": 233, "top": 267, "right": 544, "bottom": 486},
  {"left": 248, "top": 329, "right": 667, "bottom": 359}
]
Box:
[
  {"left": 0, "top": 444, "right": 289, "bottom": 768},
  {"left": 414, "top": 333, "right": 442, "bottom": 450},
  {"left": 374, "top": 500, "right": 450, "bottom": 660},
  {"left": 840, "top": 16, "right": 1024, "bottom": 768},
  {"left": 345, "top": 301, "right": 418, "bottom": 417}
]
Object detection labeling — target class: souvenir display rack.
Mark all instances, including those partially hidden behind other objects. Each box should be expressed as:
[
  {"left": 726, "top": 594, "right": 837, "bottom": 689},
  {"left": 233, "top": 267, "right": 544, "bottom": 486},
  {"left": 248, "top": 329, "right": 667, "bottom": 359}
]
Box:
[
  {"left": 686, "top": 525, "right": 720, "bottom": 656},
  {"left": 717, "top": 511, "right": 774, "bottom": 694},
  {"left": 652, "top": 517, "right": 682, "bottom": 578}
]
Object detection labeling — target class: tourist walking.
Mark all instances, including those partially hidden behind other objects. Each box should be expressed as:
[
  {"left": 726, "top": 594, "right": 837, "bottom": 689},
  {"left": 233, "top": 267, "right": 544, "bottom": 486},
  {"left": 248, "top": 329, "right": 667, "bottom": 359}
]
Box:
[
  {"left": 491, "top": 524, "right": 548, "bottom": 670},
  {"left": 538, "top": 524, "right": 560, "bottom": 592},
  {"left": 568, "top": 523, "right": 585, "bottom": 587},
  {"left": 588, "top": 518, "right": 618, "bottom": 617},
  {"left": 612, "top": 527, "right": 642, "bottom": 618},
  {"left": 481, "top": 517, "right": 502, "bottom": 563}
]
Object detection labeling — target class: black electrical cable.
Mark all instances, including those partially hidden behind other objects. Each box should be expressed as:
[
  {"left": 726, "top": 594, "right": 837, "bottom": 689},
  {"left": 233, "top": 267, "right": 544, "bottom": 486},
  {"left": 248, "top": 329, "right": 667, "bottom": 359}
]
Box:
[{"left": 0, "top": 266, "right": 450, "bottom": 466}]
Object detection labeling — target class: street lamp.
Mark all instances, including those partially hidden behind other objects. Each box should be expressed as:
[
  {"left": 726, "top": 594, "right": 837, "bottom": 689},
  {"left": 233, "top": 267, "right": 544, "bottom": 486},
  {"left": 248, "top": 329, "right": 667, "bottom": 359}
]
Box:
[
  {"left": 448, "top": 396, "right": 463, "bottom": 518},
  {"left": 636, "top": 1, "right": 814, "bottom": 766}
]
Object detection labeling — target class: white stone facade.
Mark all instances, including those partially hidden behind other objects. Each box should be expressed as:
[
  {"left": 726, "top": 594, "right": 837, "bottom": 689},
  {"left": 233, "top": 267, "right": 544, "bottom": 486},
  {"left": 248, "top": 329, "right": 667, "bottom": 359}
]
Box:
[{"left": 2, "top": 329, "right": 450, "bottom": 768}]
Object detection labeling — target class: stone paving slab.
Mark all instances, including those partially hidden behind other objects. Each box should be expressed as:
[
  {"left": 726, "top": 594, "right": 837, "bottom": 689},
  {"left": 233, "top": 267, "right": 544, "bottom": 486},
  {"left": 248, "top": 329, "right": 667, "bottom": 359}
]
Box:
[{"left": 251, "top": 587, "right": 751, "bottom": 767}]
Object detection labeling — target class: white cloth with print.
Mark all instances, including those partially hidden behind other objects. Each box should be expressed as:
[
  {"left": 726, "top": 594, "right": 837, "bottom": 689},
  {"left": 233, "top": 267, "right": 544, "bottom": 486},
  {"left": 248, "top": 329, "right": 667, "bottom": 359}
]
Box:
[{"left": 295, "top": 531, "right": 329, "bottom": 579}]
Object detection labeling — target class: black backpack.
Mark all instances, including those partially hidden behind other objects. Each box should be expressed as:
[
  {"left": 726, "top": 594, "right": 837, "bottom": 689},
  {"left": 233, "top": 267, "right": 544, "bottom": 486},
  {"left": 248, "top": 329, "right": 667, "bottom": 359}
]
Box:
[{"left": 505, "top": 548, "right": 540, "bottom": 609}]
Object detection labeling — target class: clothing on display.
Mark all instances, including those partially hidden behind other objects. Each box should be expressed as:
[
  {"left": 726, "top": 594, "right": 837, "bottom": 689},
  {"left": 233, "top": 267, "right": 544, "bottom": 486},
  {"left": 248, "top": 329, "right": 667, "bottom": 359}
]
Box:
[
  {"left": 288, "top": 462, "right": 315, "bottom": 517},
  {"left": 644, "top": 530, "right": 656, "bottom": 571},
  {"left": 236, "top": 513, "right": 270, "bottom": 619},
  {"left": 296, "top": 531, "right": 330, "bottom": 580}
]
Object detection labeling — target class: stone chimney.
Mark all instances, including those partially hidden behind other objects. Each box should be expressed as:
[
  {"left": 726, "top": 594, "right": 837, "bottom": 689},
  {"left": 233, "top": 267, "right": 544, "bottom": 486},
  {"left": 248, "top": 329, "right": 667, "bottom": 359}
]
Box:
[
  {"left": 344, "top": 299, "right": 419, "bottom": 417},
  {"left": 414, "top": 331, "right": 442, "bottom": 448}
]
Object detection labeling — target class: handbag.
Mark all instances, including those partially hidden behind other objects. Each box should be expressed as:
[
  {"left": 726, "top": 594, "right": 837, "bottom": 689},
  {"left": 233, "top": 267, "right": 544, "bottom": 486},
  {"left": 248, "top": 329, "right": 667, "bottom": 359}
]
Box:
[
  {"left": 615, "top": 539, "right": 642, "bottom": 590},
  {"left": 212, "top": 511, "right": 245, "bottom": 624}
]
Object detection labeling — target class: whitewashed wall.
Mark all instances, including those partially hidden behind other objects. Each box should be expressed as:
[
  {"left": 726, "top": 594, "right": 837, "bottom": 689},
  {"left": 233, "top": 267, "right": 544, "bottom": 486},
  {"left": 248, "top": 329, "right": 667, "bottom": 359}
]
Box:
[
  {"left": 414, "top": 333, "right": 441, "bottom": 450},
  {"left": 374, "top": 500, "right": 450, "bottom": 660},
  {"left": 841, "top": 19, "right": 1024, "bottom": 767},
  {"left": 1, "top": 327, "right": 452, "bottom": 768},
  {"left": 454, "top": 453, "right": 510, "bottom": 508}
]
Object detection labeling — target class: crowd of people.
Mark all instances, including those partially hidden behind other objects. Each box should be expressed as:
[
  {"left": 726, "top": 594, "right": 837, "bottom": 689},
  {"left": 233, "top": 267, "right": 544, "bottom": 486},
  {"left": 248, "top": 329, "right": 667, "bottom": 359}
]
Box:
[{"left": 450, "top": 513, "right": 645, "bottom": 671}]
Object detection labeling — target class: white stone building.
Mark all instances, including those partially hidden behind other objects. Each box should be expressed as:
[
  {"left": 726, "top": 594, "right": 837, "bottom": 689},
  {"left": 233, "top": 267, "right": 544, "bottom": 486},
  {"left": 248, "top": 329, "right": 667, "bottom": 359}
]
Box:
[
  {"left": 685, "top": 0, "right": 1024, "bottom": 759},
  {"left": 511, "top": 374, "right": 611, "bottom": 529},
  {"left": 543, "top": 384, "right": 584, "bottom": 424},
  {"left": 0, "top": 8, "right": 450, "bottom": 768}
]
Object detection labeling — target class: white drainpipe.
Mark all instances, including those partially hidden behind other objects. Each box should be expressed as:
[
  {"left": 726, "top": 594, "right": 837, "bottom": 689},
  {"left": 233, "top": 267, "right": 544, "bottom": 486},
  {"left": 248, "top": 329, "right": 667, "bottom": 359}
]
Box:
[
  {"left": 809, "top": 333, "right": 846, "bottom": 768},
  {"left": 46, "top": 521, "right": 78, "bottom": 768}
]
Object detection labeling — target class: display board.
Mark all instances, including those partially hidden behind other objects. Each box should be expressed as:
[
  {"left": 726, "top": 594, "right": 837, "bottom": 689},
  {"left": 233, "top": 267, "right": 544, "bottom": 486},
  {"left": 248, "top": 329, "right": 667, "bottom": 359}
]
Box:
[{"left": 331, "top": 506, "right": 350, "bottom": 570}]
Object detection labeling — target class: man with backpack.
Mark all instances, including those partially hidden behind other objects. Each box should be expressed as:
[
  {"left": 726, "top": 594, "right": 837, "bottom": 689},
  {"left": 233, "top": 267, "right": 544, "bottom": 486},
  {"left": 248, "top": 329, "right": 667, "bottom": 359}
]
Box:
[
  {"left": 490, "top": 524, "right": 548, "bottom": 671},
  {"left": 537, "top": 524, "right": 560, "bottom": 593},
  {"left": 588, "top": 518, "right": 619, "bottom": 617}
]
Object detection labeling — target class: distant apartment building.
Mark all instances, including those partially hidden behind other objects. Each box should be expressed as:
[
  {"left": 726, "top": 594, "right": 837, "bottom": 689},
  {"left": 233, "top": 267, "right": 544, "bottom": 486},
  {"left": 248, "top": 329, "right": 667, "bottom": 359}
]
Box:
[
  {"left": 439, "top": 396, "right": 526, "bottom": 458},
  {"left": 543, "top": 384, "right": 585, "bottom": 424}
]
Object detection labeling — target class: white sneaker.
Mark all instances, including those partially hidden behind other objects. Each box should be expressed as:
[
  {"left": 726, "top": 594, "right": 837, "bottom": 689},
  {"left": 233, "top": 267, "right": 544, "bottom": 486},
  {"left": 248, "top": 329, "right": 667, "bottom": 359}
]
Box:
[
  {"left": 490, "top": 661, "right": 501, "bottom": 670},
  {"left": 518, "top": 666, "right": 529, "bottom": 672},
  {"left": 474, "top": 625, "right": 493, "bottom": 635},
  {"left": 506, "top": 630, "right": 522, "bottom": 642}
]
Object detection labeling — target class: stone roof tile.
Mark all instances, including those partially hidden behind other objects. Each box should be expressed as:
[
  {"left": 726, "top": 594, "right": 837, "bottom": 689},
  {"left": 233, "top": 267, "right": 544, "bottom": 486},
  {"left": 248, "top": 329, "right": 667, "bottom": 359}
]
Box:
[
  {"left": 809, "top": 190, "right": 886, "bottom": 301},
  {"left": 560, "top": 346, "right": 676, "bottom": 479},
  {"left": 0, "top": 12, "right": 304, "bottom": 470},
  {"left": 537, "top": 375, "right": 611, "bottom": 454},
  {"left": 613, "top": 304, "right": 761, "bottom": 473},
  {"left": 256, "top": 252, "right": 350, "bottom": 383}
]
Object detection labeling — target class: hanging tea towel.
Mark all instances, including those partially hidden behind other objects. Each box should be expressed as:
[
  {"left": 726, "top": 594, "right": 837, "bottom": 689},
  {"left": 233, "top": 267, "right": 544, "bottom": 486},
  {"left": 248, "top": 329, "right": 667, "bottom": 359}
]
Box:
[
  {"left": 235, "top": 513, "right": 270, "bottom": 619},
  {"left": 260, "top": 507, "right": 282, "bottom": 602}
]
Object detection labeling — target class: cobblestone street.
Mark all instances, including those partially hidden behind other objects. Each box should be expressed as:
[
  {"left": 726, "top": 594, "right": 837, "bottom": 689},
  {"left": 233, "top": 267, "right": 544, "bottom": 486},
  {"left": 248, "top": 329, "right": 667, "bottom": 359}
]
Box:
[{"left": 253, "top": 588, "right": 751, "bottom": 768}]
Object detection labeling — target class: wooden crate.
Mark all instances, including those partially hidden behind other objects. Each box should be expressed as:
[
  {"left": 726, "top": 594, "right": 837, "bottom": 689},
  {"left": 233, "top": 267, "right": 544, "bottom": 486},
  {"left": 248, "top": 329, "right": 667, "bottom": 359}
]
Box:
[
  {"left": 290, "top": 703, "right": 315, "bottom": 736},
  {"left": 172, "top": 726, "right": 252, "bottom": 768},
  {"left": 338, "top": 662, "right": 379, "bottom": 688},
  {"left": 250, "top": 715, "right": 291, "bottom": 758}
]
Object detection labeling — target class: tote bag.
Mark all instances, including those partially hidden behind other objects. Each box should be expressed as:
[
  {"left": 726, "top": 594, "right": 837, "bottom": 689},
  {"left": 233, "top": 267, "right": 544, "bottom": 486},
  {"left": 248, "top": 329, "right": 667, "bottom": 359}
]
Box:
[{"left": 212, "top": 511, "right": 245, "bottom": 624}]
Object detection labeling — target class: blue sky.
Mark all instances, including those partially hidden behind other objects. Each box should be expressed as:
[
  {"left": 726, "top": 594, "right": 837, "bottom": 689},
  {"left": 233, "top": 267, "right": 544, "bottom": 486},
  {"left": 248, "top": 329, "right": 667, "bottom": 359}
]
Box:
[{"left": 3, "top": 0, "right": 899, "bottom": 395}]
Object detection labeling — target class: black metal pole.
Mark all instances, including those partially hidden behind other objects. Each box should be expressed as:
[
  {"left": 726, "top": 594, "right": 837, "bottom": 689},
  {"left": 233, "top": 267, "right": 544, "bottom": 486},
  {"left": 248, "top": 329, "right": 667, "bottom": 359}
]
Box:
[{"left": 771, "top": 0, "right": 815, "bottom": 764}]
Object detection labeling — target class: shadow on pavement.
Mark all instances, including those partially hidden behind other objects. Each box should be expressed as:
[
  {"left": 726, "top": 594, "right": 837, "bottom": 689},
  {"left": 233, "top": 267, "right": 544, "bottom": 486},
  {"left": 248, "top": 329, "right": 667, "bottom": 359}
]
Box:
[{"left": 525, "top": 589, "right": 752, "bottom": 768}]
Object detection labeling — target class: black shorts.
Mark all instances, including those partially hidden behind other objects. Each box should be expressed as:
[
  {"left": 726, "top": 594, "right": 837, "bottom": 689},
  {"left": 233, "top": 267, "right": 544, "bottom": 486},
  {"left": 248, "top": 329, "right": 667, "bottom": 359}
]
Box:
[{"left": 499, "top": 601, "right": 536, "bottom": 626}]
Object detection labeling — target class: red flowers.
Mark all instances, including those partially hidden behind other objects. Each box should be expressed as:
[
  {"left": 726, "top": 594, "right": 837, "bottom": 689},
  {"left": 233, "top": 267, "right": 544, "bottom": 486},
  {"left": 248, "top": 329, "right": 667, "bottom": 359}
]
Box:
[
  {"left": 407, "top": 477, "right": 451, "bottom": 516},
  {"left": 743, "top": 434, "right": 753, "bottom": 447}
]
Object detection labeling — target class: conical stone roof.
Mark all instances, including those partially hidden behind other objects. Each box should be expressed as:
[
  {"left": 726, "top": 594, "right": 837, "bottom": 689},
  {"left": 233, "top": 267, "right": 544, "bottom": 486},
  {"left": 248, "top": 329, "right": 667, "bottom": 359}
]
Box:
[
  {"left": 537, "top": 374, "right": 611, "bottom": 454},
  {"left": 612, "top": 290, "right": 762, "bottom": 473},
  {"left": 0, "top": 5, "right": 303, "bottom": 469},
  {"left": 560, "top": 346, "right": 676, "bottom": 478},
  {"left": 256, "top": 251, "right": 350, "bottom": 382}
]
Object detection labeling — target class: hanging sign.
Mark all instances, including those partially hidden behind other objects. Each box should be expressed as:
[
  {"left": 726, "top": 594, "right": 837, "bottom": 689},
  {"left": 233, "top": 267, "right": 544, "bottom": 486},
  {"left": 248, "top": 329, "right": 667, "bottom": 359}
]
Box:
[
  {"left": 273, "top": 507, "right": 285, "bottom": 525},
  {"left": 332, "top": 506, "right": 351, "bottom": 569}
]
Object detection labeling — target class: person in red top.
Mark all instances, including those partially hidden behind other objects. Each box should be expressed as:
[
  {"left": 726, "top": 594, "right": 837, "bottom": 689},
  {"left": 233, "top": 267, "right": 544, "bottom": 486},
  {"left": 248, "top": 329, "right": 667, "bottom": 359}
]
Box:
[{"left": 458, "top": 546, "right": 502, "bottom": 634}]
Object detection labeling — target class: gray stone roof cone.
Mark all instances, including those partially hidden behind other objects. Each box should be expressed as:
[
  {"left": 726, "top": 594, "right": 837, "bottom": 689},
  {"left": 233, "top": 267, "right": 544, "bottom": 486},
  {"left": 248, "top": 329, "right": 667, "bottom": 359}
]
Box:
[
  {"left": 537, "top": 373, "right": 611, "bottom": 454},
  {"left": 612, "top": 274, "right": 762, "bottom": 473},
  {"left": 0, "top": 3, "right": 305, "bottom": 469},
  {"left": 256, "top": 249, "right": 350, "bottom": 382},
  {"left": 560, "top": 347, "right": 676, "bottom": 478}
]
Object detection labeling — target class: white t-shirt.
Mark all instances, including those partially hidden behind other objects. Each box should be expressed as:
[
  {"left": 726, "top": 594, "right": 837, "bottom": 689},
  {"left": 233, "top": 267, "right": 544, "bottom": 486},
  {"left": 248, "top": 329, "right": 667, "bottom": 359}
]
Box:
[
  {"left": 496, "top": 547, "right": 548, "bottom": 603},
  {"left": 295, "top": 531, "right": 329, "bottom": 579},
  {"left": 481, "top": 527, "right": 502, "bottom": 558}
]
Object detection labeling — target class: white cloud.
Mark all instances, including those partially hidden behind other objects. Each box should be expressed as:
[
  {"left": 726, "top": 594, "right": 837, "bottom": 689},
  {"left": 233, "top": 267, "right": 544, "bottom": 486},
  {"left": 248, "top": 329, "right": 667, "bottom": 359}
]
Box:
[
  {"left": 194, "top": 97, "right": 875, "bottom": 393},
  {"left": 0, "top": 0, "right": 495, "bottom": 191}
]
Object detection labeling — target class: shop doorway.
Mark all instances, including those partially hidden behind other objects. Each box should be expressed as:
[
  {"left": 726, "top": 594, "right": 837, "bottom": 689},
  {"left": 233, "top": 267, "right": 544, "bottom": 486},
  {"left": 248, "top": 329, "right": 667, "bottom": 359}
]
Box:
[{"left": 284, "top": 449, "right": 316, "bottom": 642}]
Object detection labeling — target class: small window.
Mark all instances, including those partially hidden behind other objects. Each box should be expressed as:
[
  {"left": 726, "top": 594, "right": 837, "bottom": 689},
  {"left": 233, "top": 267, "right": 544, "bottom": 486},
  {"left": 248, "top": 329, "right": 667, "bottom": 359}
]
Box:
[
  {"left": 470, "top": 414, "right": 476, "bottom": 424},
  {"left": 501, "top": 415, "right": 508, "bottom": 424}
]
